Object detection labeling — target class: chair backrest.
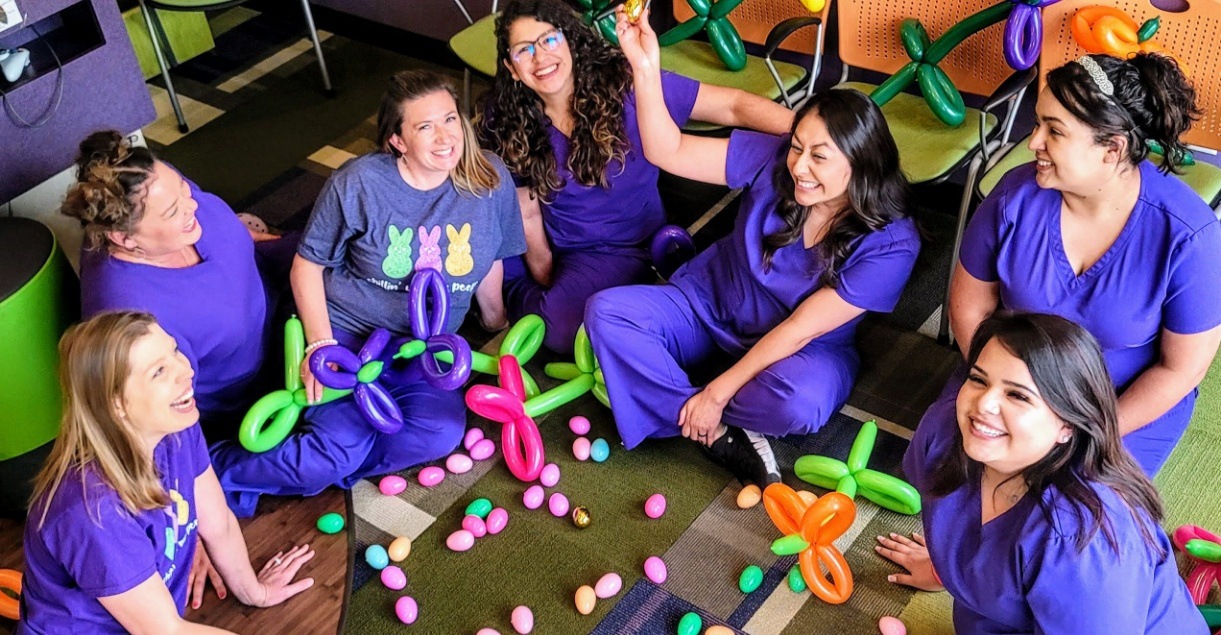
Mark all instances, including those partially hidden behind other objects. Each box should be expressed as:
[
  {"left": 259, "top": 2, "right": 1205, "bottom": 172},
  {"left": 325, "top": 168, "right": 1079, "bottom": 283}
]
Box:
[
  {"left": 1038, "top": 0, "right": 1221, "bottom": 152},
  {"left": 836, "top": 0, "right": 1014, "bottom": 97},
  {"left": 673, "top": 0, "right": 830, "bottom": 55}
]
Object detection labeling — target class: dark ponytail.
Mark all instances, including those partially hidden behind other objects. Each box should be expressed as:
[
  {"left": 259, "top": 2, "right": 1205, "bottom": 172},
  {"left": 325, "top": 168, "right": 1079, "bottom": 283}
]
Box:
[{"left": 1046, "top": 53, "right": 1200, "bottom": 174}]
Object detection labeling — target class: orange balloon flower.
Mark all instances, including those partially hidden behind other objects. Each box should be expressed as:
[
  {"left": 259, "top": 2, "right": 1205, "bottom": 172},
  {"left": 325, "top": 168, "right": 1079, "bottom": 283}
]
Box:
[
  {"left": 763, "top": 484, "right": 856, "bottom": 604},
  {"left": 1070, "top": 7, "right": 1188, "bottom": 76}
]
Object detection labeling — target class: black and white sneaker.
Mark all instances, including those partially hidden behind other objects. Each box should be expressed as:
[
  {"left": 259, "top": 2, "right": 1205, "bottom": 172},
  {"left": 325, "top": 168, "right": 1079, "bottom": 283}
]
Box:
[{"left": 706, "top": 426, "right": 781, "bottom": 486}]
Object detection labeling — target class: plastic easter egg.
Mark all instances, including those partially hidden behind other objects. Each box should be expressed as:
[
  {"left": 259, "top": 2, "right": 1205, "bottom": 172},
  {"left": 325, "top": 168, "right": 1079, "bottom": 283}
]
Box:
[
  {"left": 379, "top": 475, "right": 407, "bottom": 496},
  {"left": 446, "top": 529, "right": 475, "bottom": 552},
  {"left": 364, "top": 544, "right": 389, "bottom": 570},
  {"left": 738, "top": 565, "right": 763, "bottom": 593},
  {"left": 380, "top": 565, "right": 407, "bottom": 590},
  {"left": 510, "top": 605, "right": 534, "bottom": 634},
  {"left": 797, "top": 490, "right": 818, "bottom": 506},
  {"left": 388, "top": 536, "right": 411, "bottom": 562},
  {"left": 549, "top": 492, "right": 570, "bottom": 517},
  {"left": 464, "top": 427, "right": 484, "bottom": 450},
  {"left": 523, "top": 485, "right": 545, "bottom": 509},
  {"left": 446, "top": 453, "right": 473, "bottom": 474},
  {"left": 590, "top": 438, "right": 610, "bottom": 462},
  {"left": 736, "top": 484, "right": 761, "bottom": 509},
  {"left": 677, "top": 611, "right": 702, "bottom": 635},
  {"left": 486, "top": 507, "right": 509, "bottom": 534},
  {"left": 644, "top": 493, "right": 667, "bottom": 519},
  {"left": 470, "top": 438, "right": 496, "bottom": 461},
  {"left": 569, "top": 415, "right": 591, "bottom": 435},
  {"left": 594, "top": 573, "right": 622, "bottom": 599},
  {"left": 787, "top": 565, "right": 806, "bottom": 592},
  {"left": 574, "top": 585, "right": 597, "bottom": 615},
  {"left": 465, "top": 498, "right": 493, "bottom": 518},
  {"left": 572, "top": 437, "right": 591, "bottom": 461},
  {"left": 878, "top": 616, "right": 908, "bottom": 635},
  {"left": 539, "top": 463, "right": 560, "bottom": 487},
  {"left": 462, "top": 514, "right": 488, "bottom": 538},
  {"left": 706, "top": 626, "right": 734, "bottom": 635},
  {"left": 316, "top": 512, "right": 345, "bottom": 534},
  {"left": 417, "top": 466, "right": 445, "bottom": 487},
  {"left": 571, "top": 506, "right": 591, "bottom": 529},
  {"left": 395, "top": 596, "right": 418, "bottom": 624},
  {"left": 643, "top": 556, "right": 667, "bottom": 584},
  {"left": 476, "top": 630, "right": 501, "bottom": 635}
]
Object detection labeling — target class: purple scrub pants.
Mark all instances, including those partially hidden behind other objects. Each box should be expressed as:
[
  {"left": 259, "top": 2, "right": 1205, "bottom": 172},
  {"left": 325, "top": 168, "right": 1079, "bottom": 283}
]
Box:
[
  {"left": 210, "top": 328, "right": 464, "bottom": 518},
  {"left": 585, "top": 285, "right": 857, "bottom": 450}
]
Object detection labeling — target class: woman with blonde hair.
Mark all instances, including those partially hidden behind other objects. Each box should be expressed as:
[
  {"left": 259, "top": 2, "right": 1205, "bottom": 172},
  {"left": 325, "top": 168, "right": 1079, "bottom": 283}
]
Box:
[
  {"left": 209, "top": 69, "right": 526, "bottom": 517},
  {"left": 18, "top": 311, "right": 313, "bottom": 634}
]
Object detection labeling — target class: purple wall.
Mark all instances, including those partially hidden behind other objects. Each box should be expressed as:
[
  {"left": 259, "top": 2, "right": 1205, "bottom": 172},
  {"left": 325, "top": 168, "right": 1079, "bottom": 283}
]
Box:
[{"left": 310, "top": 0, "right": 496, "bottom": 41}]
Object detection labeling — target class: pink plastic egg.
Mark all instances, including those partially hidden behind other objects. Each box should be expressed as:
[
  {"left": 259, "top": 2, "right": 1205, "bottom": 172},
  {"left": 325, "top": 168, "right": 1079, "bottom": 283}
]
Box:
[
  {"left": 464, "top": 427, "right": 484, "bottom": 450},
  {"left": 446, "top": 453, "right": 473, "bottom": 474},
  {"left": 446, "top": 529, "right": 475, "bottom": 552},
  {"left": 378, "top": 475, "right": 407, "bottom": 496},
  {"left": 572, "top": 437, "right": 591, "bottom": 461},
  {"left": 644, "top": 493, "right": 667, "bottom": 519},
  {"left": 510, "top": 605, "right": 534, "bottom": 634},
  {"left": 878, "top": 617, "right": 907, "bottom": 635},
  {"left": 643, "top": 556, "right": 667, "bottom": 584},
  {"left": 523, "top": 485, "right": 545, "bottom": 509},
  {"left": 394, "top": 596, "right": 418, "bottom": 624},
  {"left": 594, "top": 572, "right": 623, "bottom": 599},
  {"left": 476, "top": 629, "right": 501, "bottom": 635},
  {"left": 569, "top": 415, "right": 591, "bottom": 435},
  {"left": 548, "top": 492, "right": 570, "bottom": 517},
  {"left": 539, "top": 463, "right": 560, "bottom": 487},
  {"left": 462, "top": 514, "right": 488, "bottom": 538},
  {"left": 470, "top": 438, "right": 496, "bottom": 461},
  {"left": 380, "top": 565, "right": 407, "bottom": 590},
  {"left": 486, "top": 507, "right": 509, "bottom": 534},
  {"left": 417, "top": 466, "right": 445, "bottom": 487}
]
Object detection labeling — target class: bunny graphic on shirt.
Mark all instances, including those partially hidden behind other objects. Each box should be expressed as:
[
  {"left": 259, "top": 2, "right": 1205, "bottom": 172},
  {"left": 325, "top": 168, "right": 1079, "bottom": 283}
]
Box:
[
  {"left": 381, "top": 224, "right": 414, "bottom": 279},
  {"left": 445, "top": 223, "right": 474, "bottom": 276},
  {"left": 416, "top": 225, "right": 443, "bottom": 272}
]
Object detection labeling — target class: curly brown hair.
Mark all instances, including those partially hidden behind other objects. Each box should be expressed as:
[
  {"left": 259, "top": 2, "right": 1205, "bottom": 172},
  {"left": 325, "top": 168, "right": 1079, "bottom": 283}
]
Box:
[
  {"left": 60, "top": 130, "right": 157, "bottom": 250},
  {"left": 477, "top": 0, "right": 631, "bottom": 201}
]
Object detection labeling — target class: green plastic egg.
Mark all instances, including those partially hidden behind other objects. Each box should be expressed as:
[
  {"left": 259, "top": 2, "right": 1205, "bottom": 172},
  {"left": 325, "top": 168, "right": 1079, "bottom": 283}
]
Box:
[
  {"left": 465, "top": 498, "right": 493, "bottom": 519},
  {"left": 316, "top": 512, "right": 345, "bottom": 534},
  {"left": 676, "top": 611, "right": 703, "bottom": 635},
  {"left": 738, "top": 565, "right": 764, "bottom": 593},
  {"left": 787, "top": 565, "right": 807, "bottom": 593}
]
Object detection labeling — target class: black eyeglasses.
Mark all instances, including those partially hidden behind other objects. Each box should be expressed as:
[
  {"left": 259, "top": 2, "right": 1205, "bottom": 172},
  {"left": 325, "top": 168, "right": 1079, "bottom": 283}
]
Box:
[{"left": 509, "top": 29, "right": 565, "bottom": 63}]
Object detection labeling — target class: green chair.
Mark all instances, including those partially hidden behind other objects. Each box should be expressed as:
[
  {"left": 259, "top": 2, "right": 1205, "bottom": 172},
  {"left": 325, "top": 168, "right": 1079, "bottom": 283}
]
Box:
[{"left": 137, "top": 0, "right": 333, "bottom": 133}]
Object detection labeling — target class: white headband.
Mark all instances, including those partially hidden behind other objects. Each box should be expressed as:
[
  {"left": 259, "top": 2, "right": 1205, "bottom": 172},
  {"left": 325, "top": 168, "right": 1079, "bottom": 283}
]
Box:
[{"left": 1075, "top": 56, "right": 1115, "bottom": 97}]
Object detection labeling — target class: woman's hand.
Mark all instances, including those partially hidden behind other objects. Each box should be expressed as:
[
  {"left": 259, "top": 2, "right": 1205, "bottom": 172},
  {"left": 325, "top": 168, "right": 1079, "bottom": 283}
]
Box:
[
  {"left": 875, "top": 533, "right": 944, "bottom": 592},
  {"left": 679, "top": 388, "right": 727, "bottom": 446},
  {"left": 250, "top": 544, "right": 316, "bottom": 608},
  {"left": 300, "top": 353, "right": 323, "bottom": 405},
  {"left": 615, "top": 5, "right": 660, "bottom": 74},
  {"left": 187, "top": 538, "right": 227, "bottom": 610}
]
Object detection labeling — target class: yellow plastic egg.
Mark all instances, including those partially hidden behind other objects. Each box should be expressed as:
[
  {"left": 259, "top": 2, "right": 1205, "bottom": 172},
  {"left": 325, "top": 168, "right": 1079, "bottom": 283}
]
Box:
[
  {"left": 387, "top": 536, "right": 412, "bottom": 562},
  {"left": 705, "top": 626, "right": 734, "bottom": 635},
  {"left": 736, "top": 485, "right": 762, "bottom": 509},
  {"left": 575, "top": 585, "right": 597, "bottom": 615}
]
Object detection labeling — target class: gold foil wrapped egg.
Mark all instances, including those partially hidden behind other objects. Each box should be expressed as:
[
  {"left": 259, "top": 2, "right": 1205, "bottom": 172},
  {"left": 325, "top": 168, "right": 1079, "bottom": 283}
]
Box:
[
  {"left": 571, "top": 506, "right": 592, "bottom": 528},
  {"left": 625, "top": 0, "right": 645, "bottom": 22}
]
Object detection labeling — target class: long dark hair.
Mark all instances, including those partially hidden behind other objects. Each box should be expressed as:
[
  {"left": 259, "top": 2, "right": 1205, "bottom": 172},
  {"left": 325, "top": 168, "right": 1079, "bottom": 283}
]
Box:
[
  {"left": 763, "top": 88, "right": 910, "bottom": 286},
  {"left": 928, "top": 312, "right": 1165, "bottom": 555},
  {"left": 1046, "top": 53, "right": 1199, "bottom": 175},
  {"left": 477, "top": 0, "right": 631, "bottom": 201}
]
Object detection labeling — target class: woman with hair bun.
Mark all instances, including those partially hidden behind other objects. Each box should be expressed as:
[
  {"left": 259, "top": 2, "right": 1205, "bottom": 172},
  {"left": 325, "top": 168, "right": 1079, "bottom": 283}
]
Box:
[{"left": 939, "top": 53, "right": 1221, "bottom": 476}]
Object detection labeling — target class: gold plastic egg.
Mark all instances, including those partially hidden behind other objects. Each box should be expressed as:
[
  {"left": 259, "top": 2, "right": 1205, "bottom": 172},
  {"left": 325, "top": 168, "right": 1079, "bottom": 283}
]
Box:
[
  {"left": 571, "top": 506, "right": 592, "bottom": 529},
  {"left": 387, "top": 536, "right": 411, "bottom": 562},
  {"left": 736, "top": 485, "right": 762, "bottom": 509},
  {"left": 625, "top": 0, "right": 644, "bottom": 22},
  {"left": 575, "top": 585, "right": 597, "bottom": 615}
]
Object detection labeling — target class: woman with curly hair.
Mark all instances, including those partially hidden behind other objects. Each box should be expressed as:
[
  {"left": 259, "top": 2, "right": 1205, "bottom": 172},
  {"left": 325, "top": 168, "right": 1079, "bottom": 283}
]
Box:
[
  {"left": 584, "top": 11, "right": 919, "bottom": 485},
  {"left": 479, "top": 0, "right": 794, "bottom": 354}
]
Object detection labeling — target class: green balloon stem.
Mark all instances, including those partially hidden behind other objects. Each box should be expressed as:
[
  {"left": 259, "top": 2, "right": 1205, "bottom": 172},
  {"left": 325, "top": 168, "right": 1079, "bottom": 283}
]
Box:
[{"left": 356, "top": 361, "right": 384, "bottom": 384}]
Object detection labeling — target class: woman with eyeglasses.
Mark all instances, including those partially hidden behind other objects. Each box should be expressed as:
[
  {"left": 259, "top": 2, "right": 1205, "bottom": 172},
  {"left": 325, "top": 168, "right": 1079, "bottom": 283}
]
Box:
[{"left": 478, "top": 0, "right": 794, "bottom": 354}]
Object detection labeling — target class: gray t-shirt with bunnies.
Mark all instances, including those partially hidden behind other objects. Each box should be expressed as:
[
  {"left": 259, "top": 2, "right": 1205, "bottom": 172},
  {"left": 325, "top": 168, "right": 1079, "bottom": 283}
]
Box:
[{"left": 298, "top": 151, "right": 526, "bottom": 337}]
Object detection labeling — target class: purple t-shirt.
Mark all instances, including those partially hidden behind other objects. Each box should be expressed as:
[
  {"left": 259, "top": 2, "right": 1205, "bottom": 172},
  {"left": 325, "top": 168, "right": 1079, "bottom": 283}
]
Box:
[
  {"left": 79, "top": 174, "right": 268, "bottom": 419},
  {"left": 18, "top": 424, "right": 211, "bottom": 634},
  {"left": 535, "top": 71, "right": 699, "bottom": 252},
  {"left": 671, "top": 131, "right": 920, "bottom": 354},
  {"left": 904, "top": 408, "right": 1207, "bottom": 634}
]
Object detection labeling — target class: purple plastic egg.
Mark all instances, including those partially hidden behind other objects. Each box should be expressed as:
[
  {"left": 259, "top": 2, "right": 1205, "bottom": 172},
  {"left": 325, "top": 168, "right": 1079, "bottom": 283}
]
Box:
[
  {"left": 539, "top": 463, "right": 560, "bottom": 487},
  {"left": 380, "top": 565, "right": 407, "bottom": 590},
  {"left": 462, "top": 514, "right": 488, "bottom": 538},
  {"left": 644, "top": 493, "right": 667, "bottom": 519},
  {"left": 417, "top": 466, "right": 445, "bottom": 487},
  {"left": 511, "top": 605, "right": 534, "bottom": 634},
  {"left": 548, "top": 492, "right": 570, "bottom": 517},
  {"left": 463, "top": 427, "right": 484, "bottom": 450},
  {"left": 470, "top": 438, "right": 496, "bottom": 461},
  {"left": 572, "top": 437, "right": 591, "bottom": 461},
  {"left": 446, "top": 529, "right": 476, "bottom": 552},
  {"left": 594, "top": 572, "right": 623, "bottom": 599},
  {"left": 395, "top": 596, "right": 418, "bottom": 624},
  {"left": 446, "top": 453, "right": 474, "bottom": 474},
  {"left": 569, "top": 415, "right": 591, "bottom": 435},
  {"left": 486, "top": 507, "right": 509, "bottom": 534},
  {"left": 643, "top": 556, "right": 667, "bottom": 584},
  {"left": 523, "top": 485, "right": 545, "bottom": 510},
  {"left": 378, "top": 475, "right": 407, "bottom": 496}
]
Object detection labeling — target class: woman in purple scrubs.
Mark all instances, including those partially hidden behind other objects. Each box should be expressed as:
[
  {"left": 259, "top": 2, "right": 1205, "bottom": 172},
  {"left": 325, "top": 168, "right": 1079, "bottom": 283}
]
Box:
[
  {"left": 582, "top": 11, "right": 919, "bottom": 485},
  {"left": 880, "top": 312, "right": 1205, "bottom": 634},
  {"left": 945, "top": 53, "right": 1221, "bottom": 475},
  {"left": 478, "top": 0, "right": 795, "bottom": 354}
]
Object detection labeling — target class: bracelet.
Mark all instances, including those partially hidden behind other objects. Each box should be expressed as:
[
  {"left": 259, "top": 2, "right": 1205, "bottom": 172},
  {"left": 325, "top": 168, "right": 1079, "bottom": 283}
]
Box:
[{"left": 304, "top": 338, "right": 338, "bottom": 357}]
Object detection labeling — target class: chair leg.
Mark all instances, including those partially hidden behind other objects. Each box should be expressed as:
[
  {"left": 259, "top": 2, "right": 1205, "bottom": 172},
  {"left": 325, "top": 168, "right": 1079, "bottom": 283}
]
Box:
[
  {"left": 297, "top": 0, "right": 334, "bottom": 96},
  {"left": 138, "top": 1, "right": 189, "bottom": 133},
  {"left": 938, "top": 154, "right": 984, "bottom": 345}
]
